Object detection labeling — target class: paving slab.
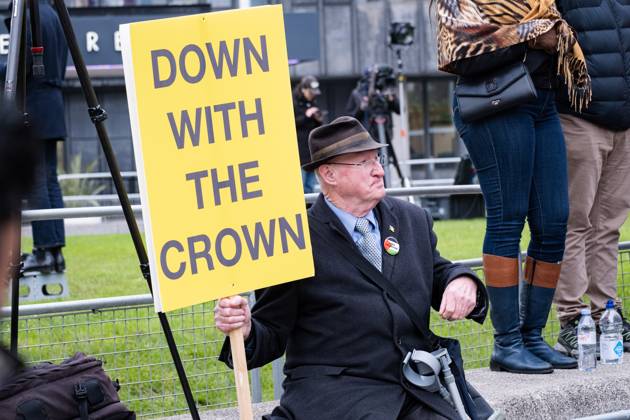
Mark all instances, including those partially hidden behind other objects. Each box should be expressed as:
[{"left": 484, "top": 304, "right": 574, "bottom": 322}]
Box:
[{"left": 467, "top": 362, "right": 630, "bottom": 419}]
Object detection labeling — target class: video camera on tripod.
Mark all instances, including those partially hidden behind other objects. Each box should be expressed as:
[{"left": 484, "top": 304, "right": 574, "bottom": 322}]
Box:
[
  {"left": 366, "top": 64, "right": 397, "bottom": 117},
  {"left": 357, "top": 64, "right": 404, "bottom": 187}
]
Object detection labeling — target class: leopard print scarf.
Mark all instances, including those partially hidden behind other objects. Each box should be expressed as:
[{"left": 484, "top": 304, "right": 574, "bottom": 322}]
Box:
[{"left": 437, "top": 0, "right": 592, "bottom": 111}]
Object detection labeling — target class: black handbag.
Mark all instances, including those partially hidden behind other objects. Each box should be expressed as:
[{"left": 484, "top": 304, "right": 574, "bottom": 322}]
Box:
[{"left": 455, "top": 59, "right": 537, "bottom": 123}]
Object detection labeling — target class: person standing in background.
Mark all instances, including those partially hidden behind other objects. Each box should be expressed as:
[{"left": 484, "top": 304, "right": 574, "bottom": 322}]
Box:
[
  {"left": 437, "top": 0, "right": 590, "bottom": 373},
  {"left": 293, "top": 75, "right": 324, "bottom": 194},
  {"left": 553, "top": 0, "right": 630, "bottom": 357},
  {"left": 18, "top": 0, "right": 68, "bottom": 274}
]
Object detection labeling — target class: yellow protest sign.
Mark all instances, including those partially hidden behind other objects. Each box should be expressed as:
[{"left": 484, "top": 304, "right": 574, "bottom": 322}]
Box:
[{"left": 120, "top": 5, "right": 313, "bottom": 312}]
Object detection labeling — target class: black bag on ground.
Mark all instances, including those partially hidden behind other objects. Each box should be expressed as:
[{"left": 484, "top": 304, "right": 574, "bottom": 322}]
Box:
[
  {"left": 455, "top": 60, "right": 537, "bottom": 123},
  {"left": 0, "top": 352, "right": 135, "bottom": 420}
]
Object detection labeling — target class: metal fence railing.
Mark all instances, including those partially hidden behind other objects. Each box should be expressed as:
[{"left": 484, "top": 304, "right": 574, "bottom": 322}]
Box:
[
  {"left": 22, "top": 185, "right": 482, "bottom": 223},
  {"left": 0, "top": 297, "right": 234, "bottom": 419},
  {"left": 2, "top": 243, "right": 629, "bottom": 418},
  {"left": 9, "top": 189, "right": 629, "bottom": 417},
  {"left": 56, "top": 173, "right": 472, "bottom": 205}
]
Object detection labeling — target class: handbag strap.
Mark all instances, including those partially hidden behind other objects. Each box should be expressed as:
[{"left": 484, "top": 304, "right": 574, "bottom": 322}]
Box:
[{"left": 309, "top": 217, "right": 439, "bottom": 349}]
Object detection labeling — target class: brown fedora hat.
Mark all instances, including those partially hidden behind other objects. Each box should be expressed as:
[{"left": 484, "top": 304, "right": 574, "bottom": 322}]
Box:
[{"left": 302, "top": 116, "right": 385, "bottom": 171}]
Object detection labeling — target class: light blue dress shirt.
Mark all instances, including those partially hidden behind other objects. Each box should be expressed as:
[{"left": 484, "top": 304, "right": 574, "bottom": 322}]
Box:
[{"left": 324, "top": 197, "right": 381, "bottom": 248}]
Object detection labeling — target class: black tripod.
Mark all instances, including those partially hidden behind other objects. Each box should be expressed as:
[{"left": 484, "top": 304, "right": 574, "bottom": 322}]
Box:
[
  {"left": 3, "top": 1, "right": 200, "bottom": 418},
  {"left": 366, "top": 103, "right": 407, "bottom": 187}
]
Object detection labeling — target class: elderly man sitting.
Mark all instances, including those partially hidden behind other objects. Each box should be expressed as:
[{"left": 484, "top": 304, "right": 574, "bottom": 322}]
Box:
[{"left": 215, "top": 116, "right": 488, "bottom": 420}]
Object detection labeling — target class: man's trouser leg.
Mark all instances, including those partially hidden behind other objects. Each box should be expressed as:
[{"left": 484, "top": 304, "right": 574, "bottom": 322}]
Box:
[
  {"left": 584, "top": 125, "right": 630, "bottom": 320},
  {"left": 554, "top": 115, "right": 612, "bottom": 325}
]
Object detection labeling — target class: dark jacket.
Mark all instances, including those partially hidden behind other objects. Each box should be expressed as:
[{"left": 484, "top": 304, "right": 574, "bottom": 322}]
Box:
[
  {"left": 293, "top": 94, "right": 322, "bottom": 166},
  {"left": 220, "top": 195, "right": 488, "bottom": 419},
  {"left": 26, "top": 0, "right": 68, "bottom": 141},
  {"left": 555, "top": 0, "right": 630, "bottom": 130}
]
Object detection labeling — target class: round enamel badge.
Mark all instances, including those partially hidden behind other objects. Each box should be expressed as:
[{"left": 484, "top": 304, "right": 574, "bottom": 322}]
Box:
[{"left": 383, "top": 237, "right": 400, "bottom": 256}]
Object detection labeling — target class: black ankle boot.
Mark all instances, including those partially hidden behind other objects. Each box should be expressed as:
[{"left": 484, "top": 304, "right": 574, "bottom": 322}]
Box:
[
  {"left": 50, "top": 247, "right": 66, "bottom": 273},
  {"left": 22, "top": 248, "right": 55, "bottom": 274},
  {"left": 484, "top": 254, "right": 553, "bottom": 374},
  {"left": 521, "top": 257, "right": 577, "bottom": 369}
]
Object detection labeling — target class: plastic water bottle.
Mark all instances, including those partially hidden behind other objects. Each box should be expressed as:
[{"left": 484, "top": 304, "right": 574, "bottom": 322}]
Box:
[
  {"left": 600, "top": 300, "right": 623, "bottom": 365},
  {"left": 577, "top": 308, "right": 597, "bottom": 372}
]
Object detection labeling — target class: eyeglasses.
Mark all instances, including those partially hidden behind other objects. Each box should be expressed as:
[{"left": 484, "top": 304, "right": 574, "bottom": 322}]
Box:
[{"left": 327, "top": 154, "right": 386, "bottom": 169}]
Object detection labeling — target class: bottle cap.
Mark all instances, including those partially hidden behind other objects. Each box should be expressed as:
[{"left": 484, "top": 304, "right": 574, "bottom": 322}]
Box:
[
  {"left": 606, "top": 299, "right": 615, "bottom": 309},
  {"left": 580, "top": 308, "right": 591, "bottom": 316}
]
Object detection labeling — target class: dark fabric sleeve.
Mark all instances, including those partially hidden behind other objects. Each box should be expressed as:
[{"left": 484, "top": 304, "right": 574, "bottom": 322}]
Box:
[
  {"left": 218, "top": 320, "right": 257, "bottom": 369},
  {"left": 293, "top": 98, "right": 308, "bottom": 126},
  {"left": 448, "top": 43, "right": 528, "bottom": 77},
  {"left": 387, "top": 95, "right": 400, "bottom": 115},
  {"left": 425, "top": 209, "right": 488, "bottom": 324},
  {"left": 294, "top": 113, "right": 308, "bottom": 126},
  {"left": 218, "top": 281, "right": 300, "bottom": 370},
  {"left": 466, "top": 284, "right": 488, "bottom": 321},
  {"left": 345, "top": 89, "right": 365, "bottom": 120}
]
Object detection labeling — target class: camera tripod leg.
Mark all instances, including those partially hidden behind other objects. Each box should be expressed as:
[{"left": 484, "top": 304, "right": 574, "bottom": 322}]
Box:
[
  {"left": 5, "top": 0, "right": 45, "bottom": 349},
  {"left": 375, "top": 120, "right": 392, "bottom": 186},
  {"left": 9, "top": 224, "right": 22, "bottom": 356},
  {"left": 386, "top": 139, "right": 407, "bottom": 183},
  {"left": 385, "top": 138, "right": 414, "bottom": 203},
  {"left": 4, "top": 0, "right": 25, "bottom": 104},
  {"left": 374, "top": 119, "right": 408, "bottom": 188},
  {"left": 4, "top": 0, "right": 29, "bottom": 356}
]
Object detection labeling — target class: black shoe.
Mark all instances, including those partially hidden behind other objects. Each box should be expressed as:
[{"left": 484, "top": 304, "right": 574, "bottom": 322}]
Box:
[
  {"left": 616, "top": 308, "right": 630, "bottom": 352},
  {"left": 554, "top": 317, "right": 579, "bottom": 358},
  {"left": 22, "top": 249, "right": 55, "bottom": 274},
  {"left": 50, "top": 247, "right": 66, "bottom": 273},
  {"left": 555, "top": 316, "right": 605, "bottom": 358}
]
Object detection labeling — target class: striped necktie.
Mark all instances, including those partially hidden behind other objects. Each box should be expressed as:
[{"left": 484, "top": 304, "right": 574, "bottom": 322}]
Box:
[{"left": 355, "top": 217, "right": 382, "bottom": 271}]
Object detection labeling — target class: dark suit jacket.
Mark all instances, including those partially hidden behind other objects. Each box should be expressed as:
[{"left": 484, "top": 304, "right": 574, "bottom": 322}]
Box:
[
  {"left": 26, "top": 0, "right": 68, "bottom": 141},
  {"left": 220, "top": 195, "right": 487, "bottom": 419}
]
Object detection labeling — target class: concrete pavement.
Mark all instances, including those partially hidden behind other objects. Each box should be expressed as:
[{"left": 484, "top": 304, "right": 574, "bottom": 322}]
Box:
[{"left": 159, "top": 362, "right": 630, "bottom": 419}]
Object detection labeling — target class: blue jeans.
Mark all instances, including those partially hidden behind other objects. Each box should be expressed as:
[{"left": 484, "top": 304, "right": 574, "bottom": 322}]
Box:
[
  {"left": 301, "top": 169, "right": 318, "bottom": 194},
  {"left": 453, "top": 89, "right": 568, "bottom": 263},
  {"left": 28, "top": 139, "right": 65, "bottom": 249}
]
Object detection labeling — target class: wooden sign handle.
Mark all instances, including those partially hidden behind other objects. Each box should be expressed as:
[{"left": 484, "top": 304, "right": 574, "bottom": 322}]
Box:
[{"left": 229, "top": 326, "right": 253, "bottom": 420}]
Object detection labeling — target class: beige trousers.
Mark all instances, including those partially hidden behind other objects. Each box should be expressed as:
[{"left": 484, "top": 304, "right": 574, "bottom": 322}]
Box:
[{"left": 554, "top": 114, "right": 630, "bottom": 324}]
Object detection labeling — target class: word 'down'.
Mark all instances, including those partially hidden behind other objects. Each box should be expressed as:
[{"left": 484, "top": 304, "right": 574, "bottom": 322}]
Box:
[{"left": 151, "top": 36, "right": 269, "bottom": 88}]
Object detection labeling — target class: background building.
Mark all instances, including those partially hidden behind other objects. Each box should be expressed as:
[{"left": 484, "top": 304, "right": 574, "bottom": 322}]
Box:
[{"left": 0, "top": 0, "right": 460, "bottom": 190}]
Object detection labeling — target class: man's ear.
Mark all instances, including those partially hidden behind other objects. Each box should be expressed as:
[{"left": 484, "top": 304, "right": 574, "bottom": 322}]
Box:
[{"left": 317, "top": 164, "right": 337, "bottom": 186}]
